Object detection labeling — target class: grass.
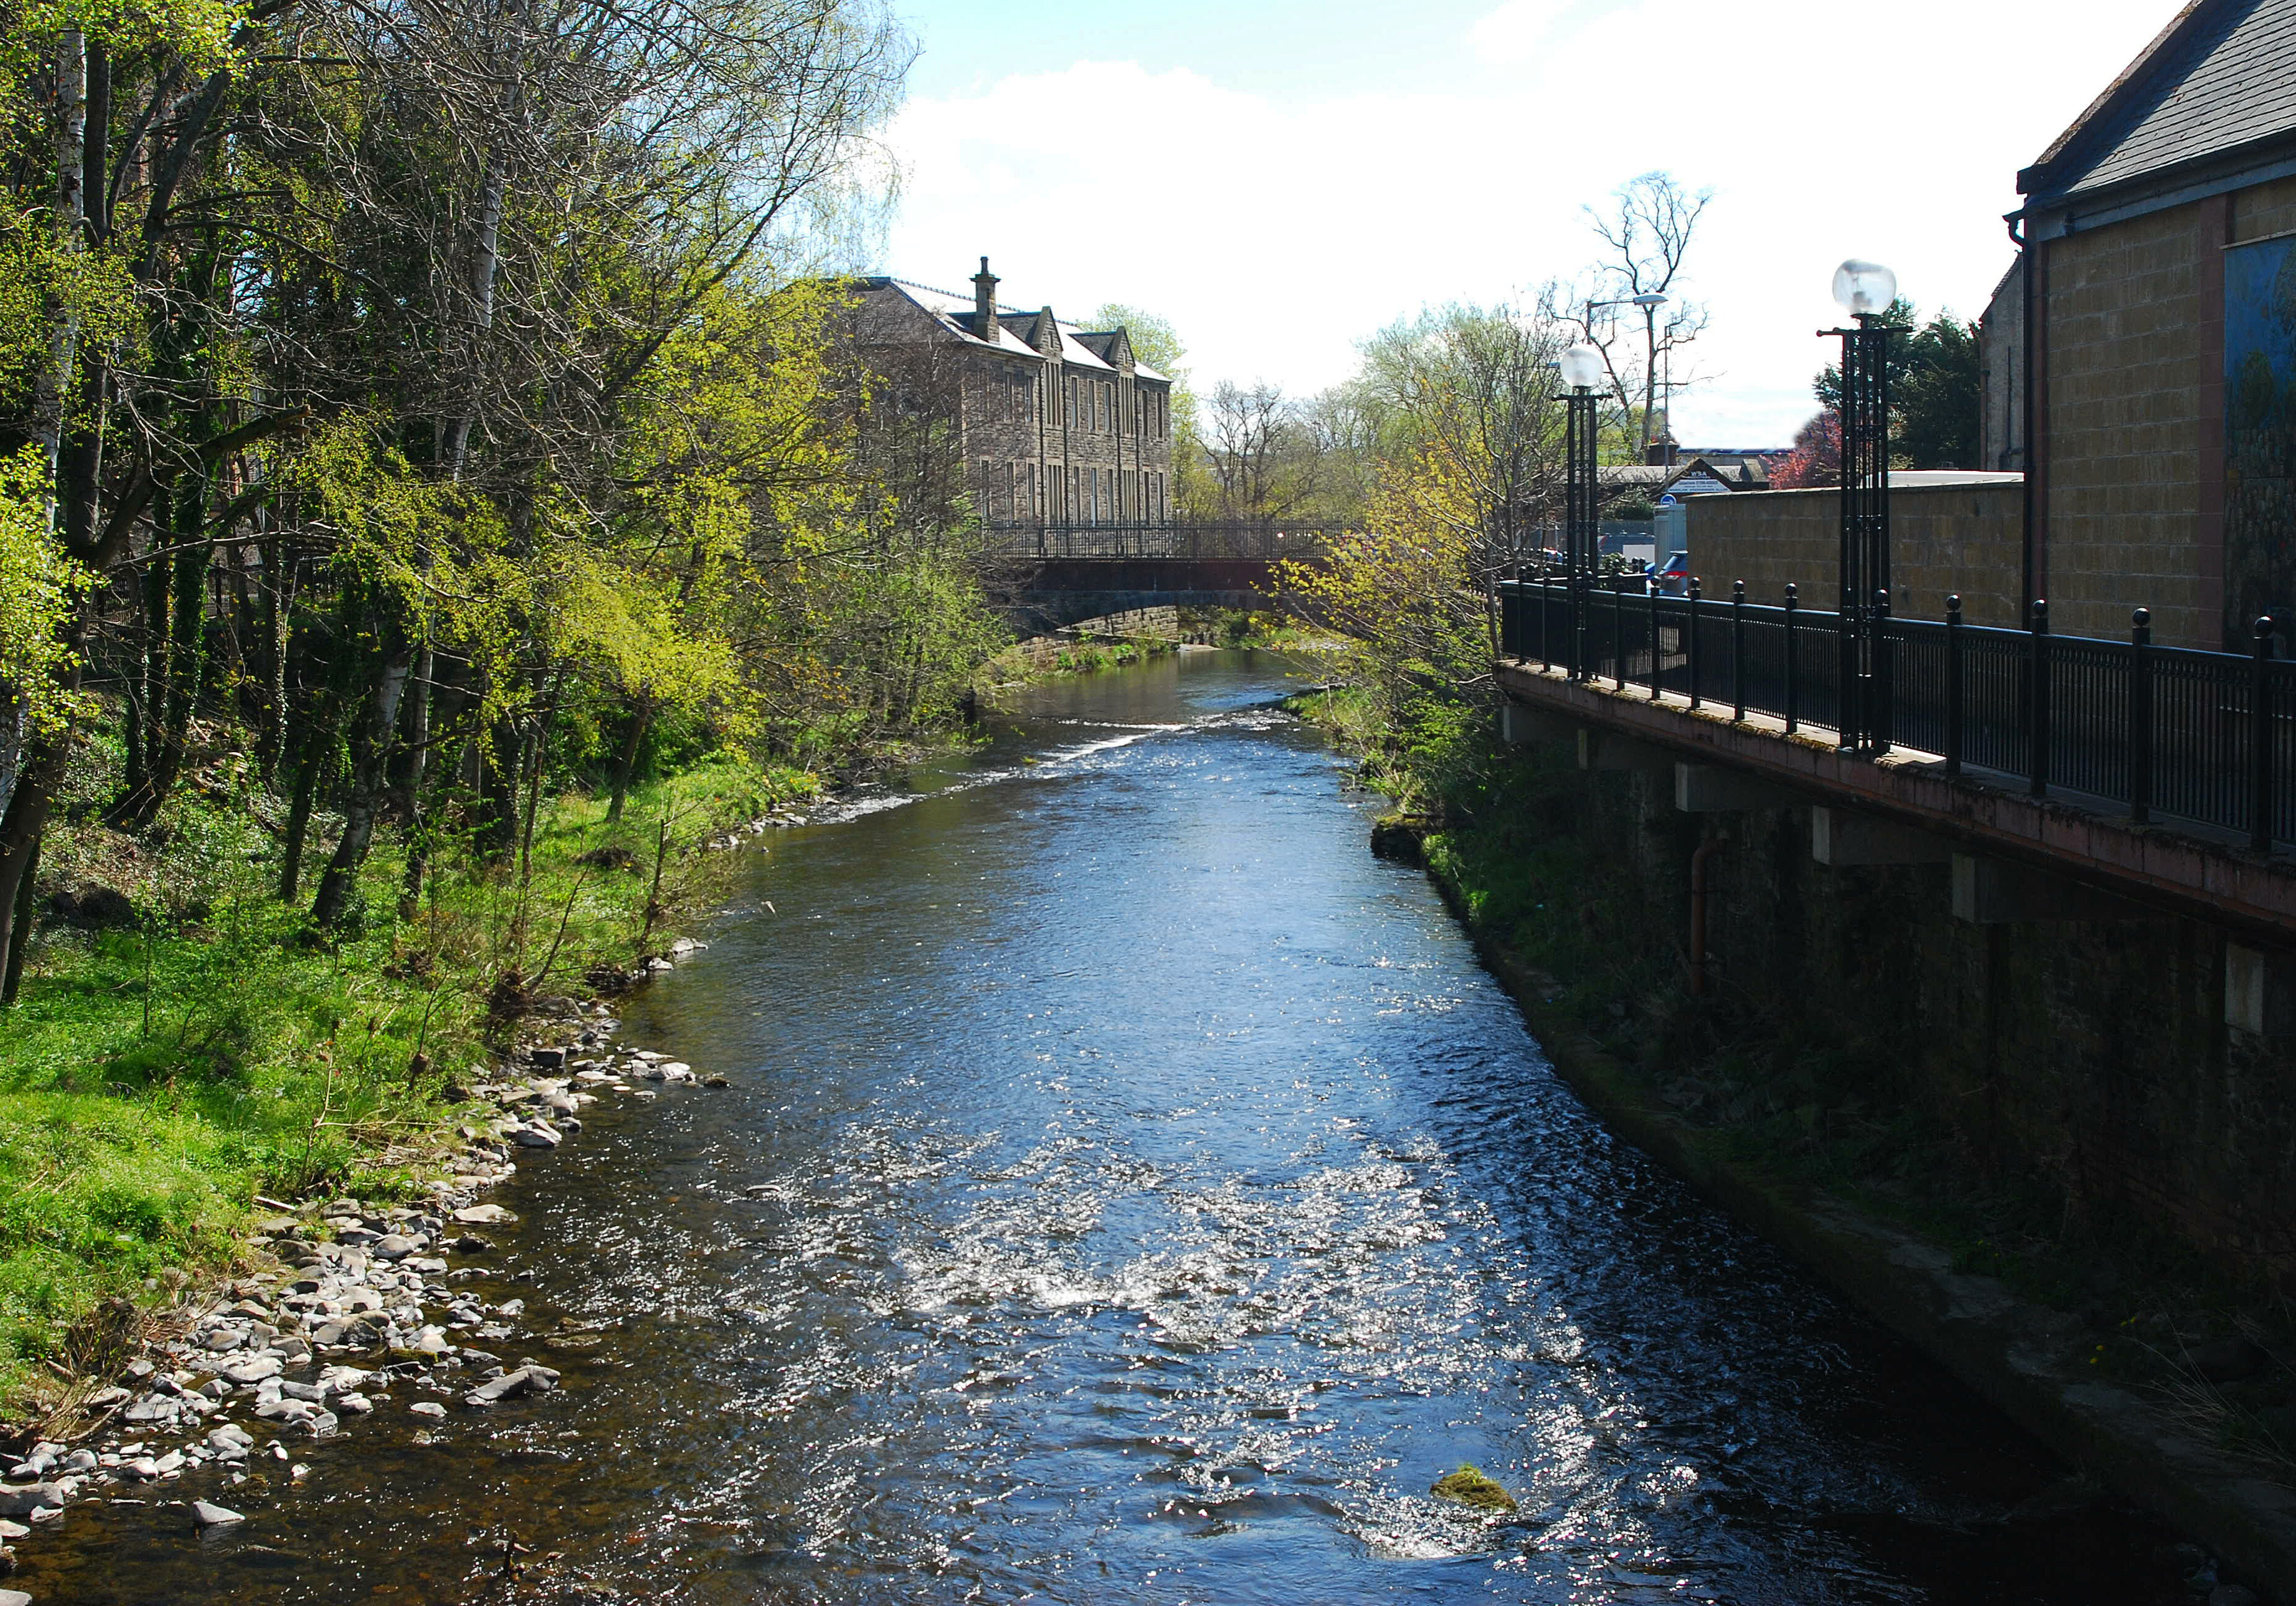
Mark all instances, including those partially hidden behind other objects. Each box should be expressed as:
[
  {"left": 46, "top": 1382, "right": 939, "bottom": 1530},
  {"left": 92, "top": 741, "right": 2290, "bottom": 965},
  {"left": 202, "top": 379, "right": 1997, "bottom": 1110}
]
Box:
[{"left": 0, "top": 743, "right": 813, "bottom": 1428}]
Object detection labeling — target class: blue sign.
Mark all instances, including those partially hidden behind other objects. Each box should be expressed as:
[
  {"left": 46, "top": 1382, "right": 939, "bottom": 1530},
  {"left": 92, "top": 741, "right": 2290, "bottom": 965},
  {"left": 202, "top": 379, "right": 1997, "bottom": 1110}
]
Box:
[{"left": 1657, "top": 493, "right": 1679, "bottom": 506}]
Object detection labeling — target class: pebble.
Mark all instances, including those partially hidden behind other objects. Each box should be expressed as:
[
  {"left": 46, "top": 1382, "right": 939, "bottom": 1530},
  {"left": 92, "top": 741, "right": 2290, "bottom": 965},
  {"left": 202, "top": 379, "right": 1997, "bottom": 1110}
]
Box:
[
  {"left": 22, "top": 1017, "right": 714, "bottom": 1568},
  {"left": 0, "top": 1589, "right": 30, "bottom": 1606}
]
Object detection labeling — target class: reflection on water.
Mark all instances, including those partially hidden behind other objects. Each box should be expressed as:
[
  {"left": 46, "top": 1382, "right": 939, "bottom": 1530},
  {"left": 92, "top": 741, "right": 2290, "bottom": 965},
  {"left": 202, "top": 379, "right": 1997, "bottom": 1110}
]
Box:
[{"left": 28, "top": 652, "right": 2185, "bottom": 1604}]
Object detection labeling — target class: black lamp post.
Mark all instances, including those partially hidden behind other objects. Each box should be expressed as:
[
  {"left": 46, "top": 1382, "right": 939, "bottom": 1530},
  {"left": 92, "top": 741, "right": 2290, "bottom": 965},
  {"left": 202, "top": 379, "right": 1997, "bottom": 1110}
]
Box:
[
  {"left": 1559, "top": 341, "right": 1605, "bottom": 681},
  {"left": 1825, "top": 258, "right": 1898, "bottom": 753}
]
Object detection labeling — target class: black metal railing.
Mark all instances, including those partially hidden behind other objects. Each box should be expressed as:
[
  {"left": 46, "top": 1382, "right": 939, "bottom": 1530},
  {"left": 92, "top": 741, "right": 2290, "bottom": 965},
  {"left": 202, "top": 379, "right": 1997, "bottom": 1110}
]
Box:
[
  {"left": 1497, "top": 576, "right": 2294, "bottom": 853},
  {"left": 983, "top": 523, "right": 1339, "bottom": 560}
]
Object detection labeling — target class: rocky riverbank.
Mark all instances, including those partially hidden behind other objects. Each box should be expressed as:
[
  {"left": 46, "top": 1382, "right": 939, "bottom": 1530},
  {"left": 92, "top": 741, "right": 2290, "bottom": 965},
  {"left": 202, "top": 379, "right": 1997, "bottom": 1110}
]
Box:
[{"left": 0, "top": 943, "right": 726, "bottom": 1595}]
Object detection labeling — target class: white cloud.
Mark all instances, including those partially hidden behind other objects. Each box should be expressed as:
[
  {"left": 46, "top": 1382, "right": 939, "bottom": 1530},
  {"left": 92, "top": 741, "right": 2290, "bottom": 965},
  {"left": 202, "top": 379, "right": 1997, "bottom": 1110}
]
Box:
[
  {"left": 881, "top": 1, "right": 2185, "bottom": 445},
  {"left": 1469, "top": 0, "right": 1577, "bottom": 63}
]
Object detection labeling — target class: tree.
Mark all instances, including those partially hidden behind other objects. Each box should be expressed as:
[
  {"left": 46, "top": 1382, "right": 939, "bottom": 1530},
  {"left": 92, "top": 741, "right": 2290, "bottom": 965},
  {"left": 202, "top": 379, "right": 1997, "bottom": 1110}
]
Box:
[
  {"left": 1813, "top": 302, "right": 1981, "bottom": 469},
  {"left": 1088, "top": 302, "right": 1211, "bottom": 519},
  {"left": 1203, "top": 380, "right": 1325, "bottom": 525},
  {"left": 1896, "top": 315, "right": 1982, "bottom": 470},
  {"left": 1769, "top": 411, "right": 1841, "bottom": 491},
  {"left": 1569, "top": 172, "right": 1714, "bottom": 460}
]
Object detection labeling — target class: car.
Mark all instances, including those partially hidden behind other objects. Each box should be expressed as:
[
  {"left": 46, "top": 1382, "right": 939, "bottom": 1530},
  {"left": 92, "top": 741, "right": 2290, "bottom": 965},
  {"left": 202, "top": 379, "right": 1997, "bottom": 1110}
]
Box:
[{"left": 1650, "top": 550, "right": 1690, "bottom": 596}]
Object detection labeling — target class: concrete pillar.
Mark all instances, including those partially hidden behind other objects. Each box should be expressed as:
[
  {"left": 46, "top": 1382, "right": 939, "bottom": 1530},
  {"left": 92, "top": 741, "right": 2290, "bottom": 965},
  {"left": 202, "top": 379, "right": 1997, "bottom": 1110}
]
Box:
[
  {"left": 1812, "top": 807, "right": 1953, "bottom": 866},
  {"left": 1673, "top": 763, "right": 1798, "bottom": 813},
  {"left": 2225, "top": 942, "right": 2296, "bottom": 1035}
]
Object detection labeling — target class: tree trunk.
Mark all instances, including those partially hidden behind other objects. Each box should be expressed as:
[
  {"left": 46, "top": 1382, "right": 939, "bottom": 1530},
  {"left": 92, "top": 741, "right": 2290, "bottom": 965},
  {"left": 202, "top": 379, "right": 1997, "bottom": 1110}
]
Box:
[
  {"left": 607, "top": 700, "right": 651, "bottom": 822},
  {"left": 395, "top": 640, "right": 434, "bottom": 921},
  {"left": 1, "top": 828, "right": 40, "bottom": 1006},
  {"left": 310, "top": 633, "right": 413, "bottom": 930},
  {"left": 279, "top": 714, "right": 330, "bottom": 905},
  {"left": 0, "top": 731, "right": 66, "bottom": 1000}
]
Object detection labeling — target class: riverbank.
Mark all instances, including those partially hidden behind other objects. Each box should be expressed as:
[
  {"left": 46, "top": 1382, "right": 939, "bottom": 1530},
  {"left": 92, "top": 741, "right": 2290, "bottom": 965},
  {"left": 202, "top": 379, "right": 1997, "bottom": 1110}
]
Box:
[
  {"left": 0, "top": 740, "right": 838, "bottom": 1441},
  {"left": 1354, "top": 732, "right": 2296, "bottom": 1600}
]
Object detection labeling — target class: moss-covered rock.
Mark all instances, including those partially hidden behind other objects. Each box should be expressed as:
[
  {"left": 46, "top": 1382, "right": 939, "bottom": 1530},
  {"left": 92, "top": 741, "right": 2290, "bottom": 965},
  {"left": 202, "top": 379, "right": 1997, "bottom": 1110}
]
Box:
[{"left": 1430, "top": 1463, "right": 1517, "bottom": 1512}]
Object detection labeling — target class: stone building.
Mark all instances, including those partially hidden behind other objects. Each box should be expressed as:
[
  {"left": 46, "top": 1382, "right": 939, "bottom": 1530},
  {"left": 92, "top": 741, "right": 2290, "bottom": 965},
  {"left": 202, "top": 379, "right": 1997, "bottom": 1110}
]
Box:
[
  {"left": 1982, "top": 0, "right": 2296, "bottom": 649},
  {"left": 842, "top": 259, "right": 1176, "bottom": 530}
]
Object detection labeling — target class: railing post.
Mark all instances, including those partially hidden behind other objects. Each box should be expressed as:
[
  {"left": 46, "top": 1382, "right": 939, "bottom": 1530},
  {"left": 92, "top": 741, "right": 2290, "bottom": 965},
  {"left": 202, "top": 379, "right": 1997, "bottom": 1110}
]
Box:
[
  {"left": 1647, "top": 575, "right": 1661, "bottom": 699},
  {"left": 1731, "top": 579, "right": 1747, "bottom": 721},
  {"left": 1945, "top": 594, "right": 1964, "bottom": 776},
  {"left": 1538, "top": 577, "right": 1553, "bottom": 672},
  {"left": 1780, "top": 583, "right": 1799, "bottom": 734},
  {"left": 2127, "top": 608, "right": 2152, "bottom": 823},
  {"left": 2028, "top": 598, "right": 2051, "bottom": 798},
  {"left": 1613, "top": 576, "right": 1626, "bottom": 692},
  {"left": 2253, "top": 615, "right": 2276, "bottom": 854},
  {"left": 1872, "top": 587, "right": 1893, "bottom": 756},
  {"left": 1687, "top": 577, "right": 1704, "bottom": 709}
]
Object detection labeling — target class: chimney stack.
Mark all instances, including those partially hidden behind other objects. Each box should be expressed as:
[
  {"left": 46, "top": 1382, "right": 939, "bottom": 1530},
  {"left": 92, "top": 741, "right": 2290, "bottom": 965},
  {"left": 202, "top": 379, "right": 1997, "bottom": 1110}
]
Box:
[{"left": 973, "top": 256, "right": 999, "bottom": 341}]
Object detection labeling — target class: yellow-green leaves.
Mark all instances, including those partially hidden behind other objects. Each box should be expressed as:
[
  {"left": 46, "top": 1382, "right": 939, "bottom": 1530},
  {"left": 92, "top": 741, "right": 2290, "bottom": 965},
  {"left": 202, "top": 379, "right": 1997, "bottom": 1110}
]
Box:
[{"left": 0, "top": 445, "right": 93, "bottom": 739}]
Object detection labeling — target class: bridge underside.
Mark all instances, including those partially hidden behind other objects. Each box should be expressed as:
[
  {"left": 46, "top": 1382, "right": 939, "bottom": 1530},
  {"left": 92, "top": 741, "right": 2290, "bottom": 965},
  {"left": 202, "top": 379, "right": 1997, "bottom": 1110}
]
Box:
[
  {"left": 998, "top": 589, "right": 1302, "bottom": 637},
  {"left": 989, "top": 558, "right": 1315, "bottom": 639}
]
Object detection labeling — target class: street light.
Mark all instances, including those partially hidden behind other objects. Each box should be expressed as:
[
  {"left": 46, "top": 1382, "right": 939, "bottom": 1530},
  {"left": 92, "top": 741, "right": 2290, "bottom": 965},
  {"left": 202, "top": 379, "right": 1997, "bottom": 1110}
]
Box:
[
  {"left": 1825, "top": 258, "right": 1899, "bottom": 753},
  {"left": 1559, "top": 342, "right": 1604, "bottom": 681}
]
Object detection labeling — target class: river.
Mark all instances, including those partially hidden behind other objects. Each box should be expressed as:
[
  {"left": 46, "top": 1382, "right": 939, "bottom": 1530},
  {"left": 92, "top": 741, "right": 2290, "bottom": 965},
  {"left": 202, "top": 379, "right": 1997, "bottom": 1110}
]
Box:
[{"left": 29, "top": 650, "right": 2188, "bottom": 1604}]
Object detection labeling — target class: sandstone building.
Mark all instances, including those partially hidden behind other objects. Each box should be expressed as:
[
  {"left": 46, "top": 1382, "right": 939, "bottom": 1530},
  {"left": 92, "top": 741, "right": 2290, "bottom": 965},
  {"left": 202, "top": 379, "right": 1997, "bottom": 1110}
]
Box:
[
  {"left": 1982, "top": 0, "right": 2296, "bottom": 649},
  {"left": 843, "top": 260, "right": 1176, "bottom": 531}
]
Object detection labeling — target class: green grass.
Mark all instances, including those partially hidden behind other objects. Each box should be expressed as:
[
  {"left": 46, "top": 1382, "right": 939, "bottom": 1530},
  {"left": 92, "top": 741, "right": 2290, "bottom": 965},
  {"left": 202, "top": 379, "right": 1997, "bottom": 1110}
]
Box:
[{"left": 0, "top": 752, "right": 811, "bottom": 1425}]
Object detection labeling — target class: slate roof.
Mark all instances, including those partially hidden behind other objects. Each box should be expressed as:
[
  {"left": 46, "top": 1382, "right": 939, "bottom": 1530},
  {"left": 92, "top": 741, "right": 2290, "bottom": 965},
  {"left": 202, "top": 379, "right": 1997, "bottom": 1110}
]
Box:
[
  {"left": 868, "top": 277, "right": 1169, "bottom": 382},
  {"left": 2020, "top": 0, "right": 2296, "bottom": 203}
]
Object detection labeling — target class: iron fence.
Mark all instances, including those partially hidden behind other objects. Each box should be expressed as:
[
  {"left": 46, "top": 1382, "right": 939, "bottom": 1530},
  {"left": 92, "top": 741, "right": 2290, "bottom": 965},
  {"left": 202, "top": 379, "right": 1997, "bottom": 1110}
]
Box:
[
  {"left": 982, "top": 524, "right": 1339, "bottom": 560},
  {"left": 1496, "top": 577, "right": 2296, "bottom": 852}
]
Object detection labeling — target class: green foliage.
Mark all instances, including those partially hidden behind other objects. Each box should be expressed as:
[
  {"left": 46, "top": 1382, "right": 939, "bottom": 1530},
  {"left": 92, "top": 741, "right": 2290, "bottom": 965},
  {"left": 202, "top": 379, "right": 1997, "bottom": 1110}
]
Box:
[
  {"left": 0, "top": 446, "right": 92, "bottom": 739},
  {"left": 0, "top": 753, "right": 790, "bottom": 1418},
  {"left": 1813, "top": 299, "right": 1983, "bottom": 470}
]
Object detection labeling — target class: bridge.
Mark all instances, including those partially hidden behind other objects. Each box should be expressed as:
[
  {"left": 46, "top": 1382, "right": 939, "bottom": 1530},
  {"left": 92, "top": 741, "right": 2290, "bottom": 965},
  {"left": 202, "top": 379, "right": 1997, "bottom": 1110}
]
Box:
[
  {"left": 983, "top": 524, "right": 1333, "bottom": 636},
  {"left": 1494, "top": 574, "right": 2296, "bottom": 937}
]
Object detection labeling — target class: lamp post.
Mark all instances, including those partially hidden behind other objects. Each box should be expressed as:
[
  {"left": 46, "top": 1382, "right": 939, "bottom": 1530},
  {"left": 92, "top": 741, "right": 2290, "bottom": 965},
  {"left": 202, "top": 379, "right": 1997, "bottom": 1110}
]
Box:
[
  {"left": 1559, "top": 341, "right": 1606, "bottom": 681},
  {"left": 1825, "top": 259, "right": 1898, "bottom": 753}
]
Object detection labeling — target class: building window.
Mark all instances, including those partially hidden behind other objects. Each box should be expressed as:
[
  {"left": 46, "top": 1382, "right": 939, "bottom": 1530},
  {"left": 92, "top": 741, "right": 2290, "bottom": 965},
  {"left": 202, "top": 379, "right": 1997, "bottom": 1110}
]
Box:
[{"left": 1066, "top": 377, "right": 1076, "bottom": 429}]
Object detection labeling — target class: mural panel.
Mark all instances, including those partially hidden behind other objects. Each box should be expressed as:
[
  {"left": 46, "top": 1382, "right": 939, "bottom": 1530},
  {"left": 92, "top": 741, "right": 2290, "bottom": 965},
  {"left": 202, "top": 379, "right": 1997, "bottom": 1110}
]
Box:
[{"left": 2226, "top": 236, "right": 2296, "bottom": 646}]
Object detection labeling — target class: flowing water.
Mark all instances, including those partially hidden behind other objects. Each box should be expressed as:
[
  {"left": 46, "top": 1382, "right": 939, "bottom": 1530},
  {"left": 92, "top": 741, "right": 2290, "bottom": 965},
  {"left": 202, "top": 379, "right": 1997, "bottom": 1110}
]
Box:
[{"left": 32, "top": 651, "right": 2193, "bottom": 1604}]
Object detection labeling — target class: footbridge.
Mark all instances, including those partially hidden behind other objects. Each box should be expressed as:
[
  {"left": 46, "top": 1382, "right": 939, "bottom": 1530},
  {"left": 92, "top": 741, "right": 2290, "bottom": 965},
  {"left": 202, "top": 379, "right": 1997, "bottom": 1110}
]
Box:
[{"left": 984, "top": 525, "right": 1333, "bottom": 637}]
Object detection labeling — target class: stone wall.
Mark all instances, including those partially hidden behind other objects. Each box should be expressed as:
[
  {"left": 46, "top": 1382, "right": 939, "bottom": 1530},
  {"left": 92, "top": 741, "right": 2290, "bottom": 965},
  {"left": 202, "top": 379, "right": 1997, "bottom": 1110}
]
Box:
[
  {"left": 1514, "top": 750, "right": 2296, "bottom": 1288},
  {"left": 2042, "top": 202, "right": 2215, "bottom": 648},
  {"left": 1685, "top": 483, "right": 2026, "bottom": 628}
]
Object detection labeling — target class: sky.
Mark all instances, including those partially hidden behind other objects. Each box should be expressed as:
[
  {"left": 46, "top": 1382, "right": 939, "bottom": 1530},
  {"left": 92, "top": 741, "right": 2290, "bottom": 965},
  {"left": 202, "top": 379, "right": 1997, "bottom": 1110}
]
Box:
[{"left": 876, "top": 0, "right": 2183, "bottom": 447}]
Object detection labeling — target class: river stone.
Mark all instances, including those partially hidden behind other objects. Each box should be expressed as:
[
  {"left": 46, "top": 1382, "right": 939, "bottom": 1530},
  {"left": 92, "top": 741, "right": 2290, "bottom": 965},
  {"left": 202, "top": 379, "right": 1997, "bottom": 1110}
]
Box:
[
  {"left": 0, "top": 1487, "right": 62, "bottom": 1517},
  {"left": 1429, "top": 1465, "right": 1517, "bottom": 1513},
  {"left": 463, "top": 1367, "right": 539, "bottom": 1406},
  {"left": 530, "top": 1047, "right": 566, "bottom": 1069},
  {"left": 512, "top": 1123, "right": 561, "bottom": 1149},
  {"left": 408, "top": 1401, "right": 447, "bottom": 1418},
  {"left": 221, "top": 1355, "right": 281, "bottom": 1385},
  {"left": 191, "top": 1499, "right": 245, "bottom": 1527},
  {"left": 372, "top": 1235, "right": 418, "bottom": 1261},
  {"left": 0, "top": 1588, "right": 30, "bottom": 1606}
]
